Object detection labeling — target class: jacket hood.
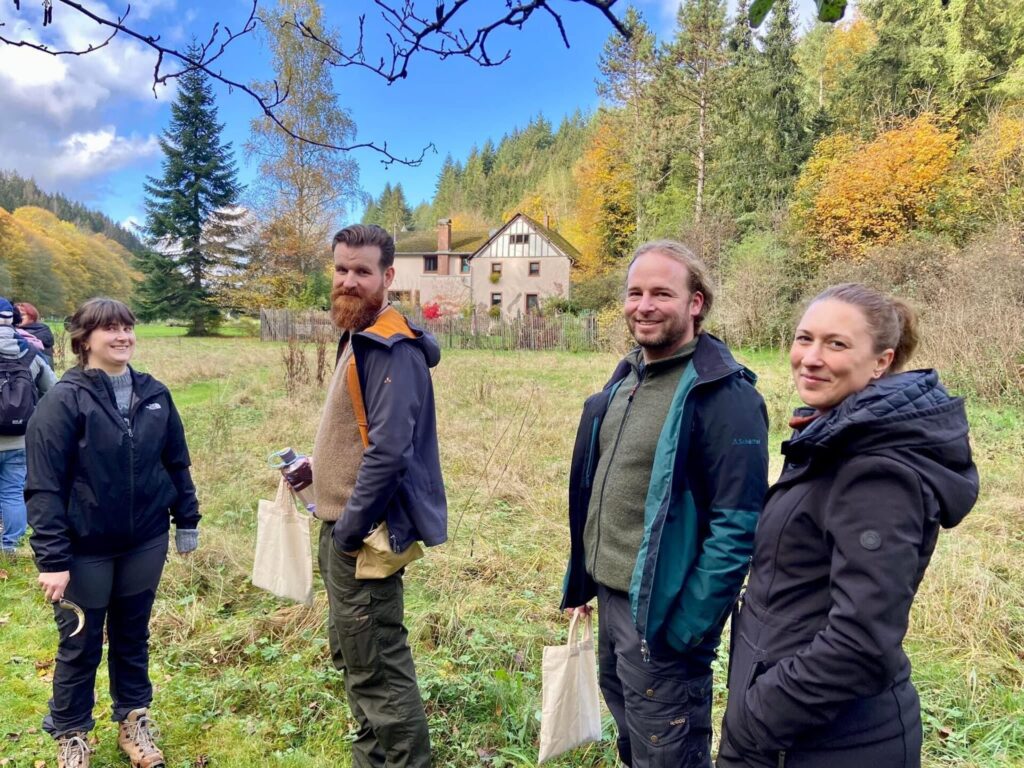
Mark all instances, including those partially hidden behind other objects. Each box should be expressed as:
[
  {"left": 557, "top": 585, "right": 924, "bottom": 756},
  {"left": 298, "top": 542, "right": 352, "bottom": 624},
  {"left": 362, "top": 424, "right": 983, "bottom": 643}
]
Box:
[
  {"left": 788, "top": 369, "right": 978, "bottom": 529},
  {"left": 0, "top": 327, "right": 26, "bottom": 358},
  {"left": 354, "top": 312, "right": 442, "bottom": 369}
]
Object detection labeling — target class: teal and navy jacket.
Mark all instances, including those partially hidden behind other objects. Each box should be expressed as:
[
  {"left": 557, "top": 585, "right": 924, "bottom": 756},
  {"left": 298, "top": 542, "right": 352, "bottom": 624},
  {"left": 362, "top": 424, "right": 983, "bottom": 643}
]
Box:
[{"left": 562, "top": 333, "right": 769, "bottom": 658}]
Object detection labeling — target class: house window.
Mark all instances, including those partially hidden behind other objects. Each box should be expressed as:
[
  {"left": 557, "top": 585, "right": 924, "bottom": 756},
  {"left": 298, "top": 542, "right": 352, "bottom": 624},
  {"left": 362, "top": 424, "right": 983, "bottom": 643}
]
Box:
[
  {"left": 460, "top": 257, "right": 471, "bottom": 274},
  {"left": 526, "top": 294, "right": 540, "bottom": 314},
  {"left": 423, "top": 255, "right": 438, "bottom": 273},
  {"left": 510, "top": 233, "right": 530, "bottom": 245},
  {"left": 491, "top": 262, "right": 502, "bottom": 274},
  {"left": 490, "top": 293, "right": 502, "bottom": 307},
  {"left": 529, "top": 261, "right": 541, "bottom": 276}
]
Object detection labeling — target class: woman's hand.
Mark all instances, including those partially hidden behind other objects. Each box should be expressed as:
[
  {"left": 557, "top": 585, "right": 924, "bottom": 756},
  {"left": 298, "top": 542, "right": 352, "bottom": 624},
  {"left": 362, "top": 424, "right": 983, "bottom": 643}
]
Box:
[{"left": 38, "top": 571, "right": 71, "bottom": 602}]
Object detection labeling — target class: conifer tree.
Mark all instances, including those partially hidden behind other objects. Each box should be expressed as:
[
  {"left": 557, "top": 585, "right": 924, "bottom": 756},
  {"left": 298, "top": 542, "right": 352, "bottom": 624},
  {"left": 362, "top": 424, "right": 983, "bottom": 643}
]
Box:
[
  {"left": 710, "top": 0, "right": 768, "bottom": 219},
  {"left": 664, "top": 0, "right": 729, "bottom": 224},
  {"left": 761, "top": 0, "right": 808, "bottom": 204},
  {"left": 141, "top": 43, "right": 245, "bottom": 335},
  {"left": 379, "top": 183, "right": 412, "bottom": 237}
]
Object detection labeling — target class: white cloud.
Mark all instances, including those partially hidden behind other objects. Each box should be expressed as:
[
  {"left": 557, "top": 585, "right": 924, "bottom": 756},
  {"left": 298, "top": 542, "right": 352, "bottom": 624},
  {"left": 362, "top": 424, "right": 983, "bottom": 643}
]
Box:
[
  {"left": 45, "top": 128, "right": 160, "bottom": 181},
  {"left": 0, "top": 4, "right": 174, "bottom": 197},
  {"left": 0, "top": 13, "right": 175, "bottom": 122}
]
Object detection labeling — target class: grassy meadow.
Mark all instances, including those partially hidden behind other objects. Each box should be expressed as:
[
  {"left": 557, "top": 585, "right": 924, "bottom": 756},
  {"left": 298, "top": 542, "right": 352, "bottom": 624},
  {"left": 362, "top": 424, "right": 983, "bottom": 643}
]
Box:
[{"left": 1, "top": 333, "right": 1022, "bottom": 767}]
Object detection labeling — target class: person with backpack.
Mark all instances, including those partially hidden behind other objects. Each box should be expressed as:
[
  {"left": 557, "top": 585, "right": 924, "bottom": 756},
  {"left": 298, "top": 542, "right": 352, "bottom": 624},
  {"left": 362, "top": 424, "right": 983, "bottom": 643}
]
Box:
[
  {"left": 0, "top": 296, "right": 56, "bottom": 554},
  {"left": 26, "top": 297, "right": 200, "bottom": 768}
]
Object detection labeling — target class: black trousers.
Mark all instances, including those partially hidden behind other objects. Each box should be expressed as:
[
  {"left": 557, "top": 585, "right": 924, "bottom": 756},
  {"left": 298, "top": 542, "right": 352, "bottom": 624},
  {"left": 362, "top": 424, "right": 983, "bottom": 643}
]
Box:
[
  {"left": 597, "top": 584, "right": 714, "bottom": 768},
  {"left": 43, "top": 534, "right": 167, "bottom": 738},
  {"left": 318, "top": 522, "right": 431, "bottom": 768}
]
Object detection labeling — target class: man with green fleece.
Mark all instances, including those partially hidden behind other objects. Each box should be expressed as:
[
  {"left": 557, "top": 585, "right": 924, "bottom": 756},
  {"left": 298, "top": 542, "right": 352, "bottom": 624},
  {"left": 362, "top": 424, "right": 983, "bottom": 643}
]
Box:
[{"left": 562, "top": 241, "right": 769, "bottom": 768}]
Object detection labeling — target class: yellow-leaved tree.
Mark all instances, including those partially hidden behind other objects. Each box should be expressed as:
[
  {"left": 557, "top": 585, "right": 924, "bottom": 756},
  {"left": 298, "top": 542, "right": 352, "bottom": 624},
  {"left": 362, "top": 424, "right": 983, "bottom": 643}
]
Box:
[
  {"left": 572, "top": 114, "right": 637, "bottom": 274},
  {"left": 793, "top": 114, "right": 958, "bottom": 260}
]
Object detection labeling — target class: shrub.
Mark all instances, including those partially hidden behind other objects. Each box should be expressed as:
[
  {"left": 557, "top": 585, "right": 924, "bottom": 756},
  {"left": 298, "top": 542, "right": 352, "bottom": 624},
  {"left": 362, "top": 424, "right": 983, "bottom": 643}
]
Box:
[
  {"left": 712, "top": 231, "right": 800, "bottom": 349},
  {"left": 570, "top": 268, "right": 625, "bottom": 312},
  {"left": 422, "top": 302, "right": 441, "bottom": 320},
  {"left": 595, "top": 303, "right": 632, "bottom": 355},
  {"left": 812, "top": 226, "right": 1024, "bottom": 404}
]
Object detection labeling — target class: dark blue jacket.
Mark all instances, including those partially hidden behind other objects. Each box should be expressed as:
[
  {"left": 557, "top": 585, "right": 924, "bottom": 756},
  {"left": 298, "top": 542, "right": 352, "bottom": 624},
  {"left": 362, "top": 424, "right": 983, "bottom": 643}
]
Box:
[
  {"left": 720, "top": 370, "right": 978, "bottom": 767},
  {"left": 563, "top": 333, "right": 769, "bottom": 657},
  {"left": 331, "top": 309, "right": 447, "bottom": 554}
]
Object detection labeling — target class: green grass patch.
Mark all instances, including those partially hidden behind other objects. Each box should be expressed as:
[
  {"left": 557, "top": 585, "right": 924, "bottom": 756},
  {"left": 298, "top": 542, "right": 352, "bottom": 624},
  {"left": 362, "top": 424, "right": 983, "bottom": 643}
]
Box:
[{"left": 1, "top": 340, "right": 1021, "bottom": 767}]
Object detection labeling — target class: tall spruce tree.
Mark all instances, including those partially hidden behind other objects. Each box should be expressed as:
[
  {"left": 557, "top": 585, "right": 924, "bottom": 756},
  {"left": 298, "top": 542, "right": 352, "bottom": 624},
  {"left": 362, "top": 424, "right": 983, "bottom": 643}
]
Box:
[
  {"left": 761, "top": 0, "right": 808, "bottom": 205},
  {"left": 597, "top": 7, "right": 658, "bottom": 235},
  {"left": 710, "top": 0, "right": 769, "bottom": 220},
  {"left": 141, "top": 44, "right": 245, "bottom": 335},
  {"left": 664, "top": 0, "right": 729, "bottom": 224}
]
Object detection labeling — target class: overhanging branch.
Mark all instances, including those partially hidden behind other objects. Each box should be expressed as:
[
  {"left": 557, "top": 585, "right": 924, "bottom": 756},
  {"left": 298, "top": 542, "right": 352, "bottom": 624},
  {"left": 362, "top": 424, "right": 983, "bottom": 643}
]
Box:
[{"left": 2, "top": 0, "right": 632, "bottom": 164}]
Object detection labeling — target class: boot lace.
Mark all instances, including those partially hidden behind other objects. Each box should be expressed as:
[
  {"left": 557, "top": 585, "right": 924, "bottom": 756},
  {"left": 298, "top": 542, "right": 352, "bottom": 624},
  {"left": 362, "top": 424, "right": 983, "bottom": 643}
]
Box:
[
  {"left": 126, "top": 712, "right": 162, "bottom": 754},
  {"left": 59, "top": 733, "right": 91, "bottom": 767}
]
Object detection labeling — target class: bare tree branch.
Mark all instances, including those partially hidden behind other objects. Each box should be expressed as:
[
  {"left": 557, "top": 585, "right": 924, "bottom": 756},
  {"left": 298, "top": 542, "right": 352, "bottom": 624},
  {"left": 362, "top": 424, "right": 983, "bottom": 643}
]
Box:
[
  {"left": 1, "top": 1, "right": 631, "bottom": 163},
  {"left": 289, "top": 0, "right": 629, "bottom": 84}
]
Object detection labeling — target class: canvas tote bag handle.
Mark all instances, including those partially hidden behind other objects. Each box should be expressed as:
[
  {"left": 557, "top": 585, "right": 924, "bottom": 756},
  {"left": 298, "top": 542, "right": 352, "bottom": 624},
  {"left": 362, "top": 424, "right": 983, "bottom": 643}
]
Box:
[
  {"left": 275, "top": 476, "right": 298, "bottom": 515},
  {"left": 566, "top": 611, "right": 594, "bottom": 656}
]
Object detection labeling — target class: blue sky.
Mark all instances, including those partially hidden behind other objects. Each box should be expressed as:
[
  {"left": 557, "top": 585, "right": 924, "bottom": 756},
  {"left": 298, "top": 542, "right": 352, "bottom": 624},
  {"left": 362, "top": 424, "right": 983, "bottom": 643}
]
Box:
[{"left": 0, "top": 0, "right": 820, "bottom": 231}]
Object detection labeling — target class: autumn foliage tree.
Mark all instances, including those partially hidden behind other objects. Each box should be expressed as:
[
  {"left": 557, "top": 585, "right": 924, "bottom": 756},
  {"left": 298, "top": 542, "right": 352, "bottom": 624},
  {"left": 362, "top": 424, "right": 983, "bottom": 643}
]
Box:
[
  {"left": 0, "top": 207, "right": 138, "bottom": 315},
  {"left": 794, "top": 114, "right": 958, "bottom": 259},
  {"left": 572, "top": 115, "right": 637, "bottom": 272}
]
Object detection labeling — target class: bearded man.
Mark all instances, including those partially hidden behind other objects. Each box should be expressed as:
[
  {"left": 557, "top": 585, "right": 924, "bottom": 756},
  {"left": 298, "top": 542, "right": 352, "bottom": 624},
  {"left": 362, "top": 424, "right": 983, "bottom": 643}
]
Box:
[
  {"left": 561, "top": 240, "right": 769, "bottom": 767},
  {"left": 293, "top": 224, "right": 446, "bottom": 767}
]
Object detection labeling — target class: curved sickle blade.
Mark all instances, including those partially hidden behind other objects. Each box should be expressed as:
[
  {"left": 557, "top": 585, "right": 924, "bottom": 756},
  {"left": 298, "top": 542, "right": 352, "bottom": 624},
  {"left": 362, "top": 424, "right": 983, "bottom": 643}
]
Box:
[{"left": 57, "top": 599, "right": 85, "bottom": 638}]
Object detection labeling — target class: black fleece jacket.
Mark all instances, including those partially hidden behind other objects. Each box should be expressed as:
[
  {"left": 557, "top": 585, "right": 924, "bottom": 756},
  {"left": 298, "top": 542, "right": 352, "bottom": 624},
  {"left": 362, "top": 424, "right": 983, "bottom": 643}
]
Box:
[{"left": 26, "top": 366, "right": 199, "bottom": 572}]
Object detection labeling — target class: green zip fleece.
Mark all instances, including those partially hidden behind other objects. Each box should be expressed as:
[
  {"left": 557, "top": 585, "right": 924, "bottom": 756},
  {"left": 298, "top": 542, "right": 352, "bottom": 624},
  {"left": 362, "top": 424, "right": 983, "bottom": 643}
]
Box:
[{"left": 583, "top": 339, "right": 698, "bottom": 592}]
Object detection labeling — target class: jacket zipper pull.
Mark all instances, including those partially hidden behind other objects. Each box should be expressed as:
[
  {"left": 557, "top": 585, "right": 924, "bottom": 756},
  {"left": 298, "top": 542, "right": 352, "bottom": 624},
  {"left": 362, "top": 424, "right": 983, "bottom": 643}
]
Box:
[
  {"left": 777, "top": 750, "right": 786, "bottom": 767},
  {"left": 640, "top": 638, "right": 650, "bottom": 663}
]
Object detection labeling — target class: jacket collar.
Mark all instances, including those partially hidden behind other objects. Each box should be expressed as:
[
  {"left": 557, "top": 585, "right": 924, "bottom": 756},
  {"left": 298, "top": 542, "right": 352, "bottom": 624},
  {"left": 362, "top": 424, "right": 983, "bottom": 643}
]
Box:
[{"left": 608, "top": 332, "right": 752, "bottom": 390}]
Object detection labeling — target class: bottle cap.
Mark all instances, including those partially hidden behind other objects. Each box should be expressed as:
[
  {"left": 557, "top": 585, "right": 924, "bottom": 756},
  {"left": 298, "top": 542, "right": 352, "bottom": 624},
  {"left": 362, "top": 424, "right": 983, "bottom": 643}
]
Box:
[{"left": 268, "top": 447, "right": 299, "bottom": 469}]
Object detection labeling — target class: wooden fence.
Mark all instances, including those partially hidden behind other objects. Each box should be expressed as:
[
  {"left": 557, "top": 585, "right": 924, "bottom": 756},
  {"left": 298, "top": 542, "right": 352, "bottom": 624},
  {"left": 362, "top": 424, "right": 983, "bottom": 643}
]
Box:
[
  {"left": 260, "top": 308, "right": 600, "bottom": 352},
  {"left": 260, "top": 309, "right": 336, "bottom": 342}
]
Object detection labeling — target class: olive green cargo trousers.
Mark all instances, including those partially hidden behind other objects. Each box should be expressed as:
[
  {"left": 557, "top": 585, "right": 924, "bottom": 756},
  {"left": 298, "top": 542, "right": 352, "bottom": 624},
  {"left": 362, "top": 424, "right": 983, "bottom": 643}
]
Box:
[{"left": 319, "top": 522, "right": 431, "bottom": 768}]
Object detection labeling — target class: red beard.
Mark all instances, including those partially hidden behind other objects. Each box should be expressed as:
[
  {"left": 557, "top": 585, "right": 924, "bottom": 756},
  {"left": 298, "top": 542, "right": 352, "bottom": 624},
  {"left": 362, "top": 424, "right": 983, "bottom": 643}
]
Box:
[{"left": 330, "top": 284, "right": 385, "bottom": 331}]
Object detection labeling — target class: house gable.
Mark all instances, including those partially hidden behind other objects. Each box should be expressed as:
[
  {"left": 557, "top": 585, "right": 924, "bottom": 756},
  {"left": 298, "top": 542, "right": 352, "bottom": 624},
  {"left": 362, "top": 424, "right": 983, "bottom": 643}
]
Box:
[{"left": 469, "top": 213, "right": 581, "bottom": 263}]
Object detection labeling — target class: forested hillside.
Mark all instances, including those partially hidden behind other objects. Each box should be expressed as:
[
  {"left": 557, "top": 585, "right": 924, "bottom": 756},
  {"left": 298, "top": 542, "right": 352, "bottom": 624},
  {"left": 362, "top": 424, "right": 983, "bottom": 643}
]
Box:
[
  {"left": 0, "top": 170, "right": 146, "bottom": 255},
  {"left": 0, "top": 205, "right": 139, "bottom": 316},
  {"left": 363, "top": 0, "right": 1024, "bottom": 402},
  {"left": 368, "top": 0, "right": 1022, "bottom": 271}
]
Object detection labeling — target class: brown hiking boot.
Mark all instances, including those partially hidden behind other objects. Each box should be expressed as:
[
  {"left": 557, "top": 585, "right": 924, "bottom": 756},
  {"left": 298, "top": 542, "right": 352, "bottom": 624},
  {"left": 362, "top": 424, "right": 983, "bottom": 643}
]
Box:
[
  {"left": 117, "top": 708, "right": 165, "bottom": 768},
  {"left": 57, "top": 732, "right": 92, "bottom": 768}
]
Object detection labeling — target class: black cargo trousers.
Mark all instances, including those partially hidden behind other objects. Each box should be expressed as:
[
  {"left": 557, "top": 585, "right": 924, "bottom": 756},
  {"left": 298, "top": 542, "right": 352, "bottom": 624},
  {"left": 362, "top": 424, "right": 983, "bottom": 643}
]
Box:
[
  {"left": 598, "top": 584, "right": 714, "bottom": 768},
  {"left": 318, "top": 522, "right": 431, "bottom": 768}
]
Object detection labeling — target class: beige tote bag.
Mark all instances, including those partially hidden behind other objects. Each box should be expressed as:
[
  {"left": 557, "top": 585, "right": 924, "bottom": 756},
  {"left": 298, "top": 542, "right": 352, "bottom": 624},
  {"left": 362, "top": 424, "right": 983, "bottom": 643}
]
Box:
[
  {"left": 538, "top": 612, "right": 603, "bottom": 763},
  {"left": 252, "top": 478, "right": 314, "bottom": 605}
]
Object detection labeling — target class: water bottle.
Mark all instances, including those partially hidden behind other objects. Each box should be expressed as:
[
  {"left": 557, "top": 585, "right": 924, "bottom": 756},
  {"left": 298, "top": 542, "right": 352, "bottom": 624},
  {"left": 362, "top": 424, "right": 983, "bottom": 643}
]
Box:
[{"left": 268, "top": 447, "right": 316, "bottom": 515}]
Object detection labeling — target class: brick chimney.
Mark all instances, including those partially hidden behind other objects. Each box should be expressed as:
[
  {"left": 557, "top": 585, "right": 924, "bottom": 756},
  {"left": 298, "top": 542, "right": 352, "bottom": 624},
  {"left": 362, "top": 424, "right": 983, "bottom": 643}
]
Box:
[{"left": 437, "top": 218, "right": 452, "bottom": 252}]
